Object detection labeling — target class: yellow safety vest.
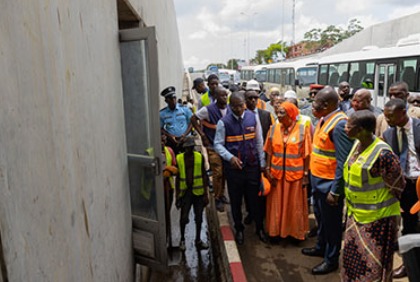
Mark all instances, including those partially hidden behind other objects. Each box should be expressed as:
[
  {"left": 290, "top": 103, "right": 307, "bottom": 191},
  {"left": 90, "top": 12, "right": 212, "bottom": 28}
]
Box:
[
  {"left": 201, "top": 91, "right": 211, "bottom": 107},
  {"left": 344, "top": 138, "right": 400, "bottom": 224},
  {"left": 164, "top": 146, "right": 175, "bottom": 189},
  {"left": 176, "top": 151, "right": 204, "bottom": 196}
]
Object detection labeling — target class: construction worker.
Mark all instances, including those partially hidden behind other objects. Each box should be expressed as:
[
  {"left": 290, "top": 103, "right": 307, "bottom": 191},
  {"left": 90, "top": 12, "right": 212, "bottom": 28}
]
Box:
[
  {"left": 197, "top": 75, "right": 219, "bottom": 109},
  {"left": 246, "top": 79, "right": 267, "bottom": 110},
  {"left": 175, "top": 136, "right": 209, "bottom": 251},
  {"left": 191, "top": 87, "right": 230, "bottom": 212}
]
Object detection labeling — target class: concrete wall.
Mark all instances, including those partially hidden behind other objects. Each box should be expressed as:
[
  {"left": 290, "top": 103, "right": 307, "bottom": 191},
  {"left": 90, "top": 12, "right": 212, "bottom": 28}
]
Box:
[
  {"left": 0, "top": 0, "right": 184, "bottom": 281},
  {"left": 323, "top": 11, "right": 420, "bottom": 56},
  {"left": 131, "top": 0, "right": 185, "bottom": 109}
]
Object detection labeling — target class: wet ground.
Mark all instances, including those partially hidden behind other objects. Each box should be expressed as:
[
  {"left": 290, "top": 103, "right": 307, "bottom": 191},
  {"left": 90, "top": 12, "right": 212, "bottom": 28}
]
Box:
[
  {"left": 238, "top": 214, "right": 408, "bottom": 282},
  {"left": 149, "top": 200, "right": 216, "bottom": 282}
]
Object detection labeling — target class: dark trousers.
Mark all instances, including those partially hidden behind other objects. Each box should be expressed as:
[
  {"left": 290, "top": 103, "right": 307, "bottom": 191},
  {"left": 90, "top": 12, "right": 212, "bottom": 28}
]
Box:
[
  {"left": 225, "top": 167, "right": 264, "bottom": 232},
  {"left": 313, "top": 190, "right": 344, "bottom": 265},
  {"left": 401, "top": 178, "right": 419, "bottom": 235},
  {"left": 179, "top": 190, "right": 205, "bottom": 240}
]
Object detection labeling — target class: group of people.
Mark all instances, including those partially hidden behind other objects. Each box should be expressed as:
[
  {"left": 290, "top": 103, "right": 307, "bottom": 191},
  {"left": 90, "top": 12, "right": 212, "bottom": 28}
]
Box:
[{"left": 159, "top": 75, "right": 420, "bottom": 281}]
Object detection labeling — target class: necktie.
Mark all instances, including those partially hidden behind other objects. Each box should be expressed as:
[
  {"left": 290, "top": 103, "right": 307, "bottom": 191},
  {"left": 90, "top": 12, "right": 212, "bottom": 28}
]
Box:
[{"left": 400, "top": 128, "right": 408, "bottom": 173}]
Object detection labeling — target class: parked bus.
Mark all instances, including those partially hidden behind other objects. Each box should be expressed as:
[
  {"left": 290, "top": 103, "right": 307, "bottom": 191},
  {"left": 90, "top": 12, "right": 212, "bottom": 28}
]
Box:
[
  {"left": 240, "top": 65, "right": 267, "bottom": 84},
  {"left": 264, "top": 57, "right": 318, "bottom": 99},
  {"left": 317, "top": 38, "right": 420, "bottom": 109}
]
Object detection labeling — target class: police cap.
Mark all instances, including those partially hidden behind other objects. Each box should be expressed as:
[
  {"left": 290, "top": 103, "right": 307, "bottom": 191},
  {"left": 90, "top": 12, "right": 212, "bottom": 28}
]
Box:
[{"left": 161, "top": 86, "right": 176, "bottom": 98}]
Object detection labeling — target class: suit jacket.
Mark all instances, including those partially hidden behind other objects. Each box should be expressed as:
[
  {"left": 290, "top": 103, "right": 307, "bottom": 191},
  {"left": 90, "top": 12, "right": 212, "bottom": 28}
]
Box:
[
  {"left": 383, "top": 117, "right": 420, "bottom": 159},
  {"left": 376, "top": 106, "right": 420, "bottom": 138},
  {"left": 257, "top": 108, "right": 274, "bottom": 142}
]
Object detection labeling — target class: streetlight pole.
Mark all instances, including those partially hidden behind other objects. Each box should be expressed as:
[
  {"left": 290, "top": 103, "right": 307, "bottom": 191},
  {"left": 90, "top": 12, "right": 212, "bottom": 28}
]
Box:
[{"left": 240, "top": 12, "right": 258, "bottom": 64}]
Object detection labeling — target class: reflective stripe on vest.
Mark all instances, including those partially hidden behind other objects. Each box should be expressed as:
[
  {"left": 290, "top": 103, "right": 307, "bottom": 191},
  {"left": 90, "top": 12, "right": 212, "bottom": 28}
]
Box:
[
  {"left": 226, "top": 133, "right": 256, "bottom": 142},
  {"left": 344, "top": 138, "right": 400, "bottom": 224},
  {"left": 310, "top": 112, "right": 347, "bottom": 179},
  {"left": 176, "top": 151, "right": 204, "bottom": 196},
  {"left": 164, "top": 146, "right": 175, "bottom": 189},
  {"left": 269, "top": 122, "right": 305, "bottom": 181},
  {"left": 201, "top": 91, "right": 211, "bottom": 107}
]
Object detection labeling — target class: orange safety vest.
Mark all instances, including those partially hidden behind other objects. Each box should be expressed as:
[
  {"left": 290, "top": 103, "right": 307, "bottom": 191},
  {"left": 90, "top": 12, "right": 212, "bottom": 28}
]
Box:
[
  {"left": 256, "top": 99, "right": 266, "bottom": 110},
  {"left": 269, "top": 122, "right": 306, "bottom": 181},
  {"left": 310, "top": 111, "right": 347, "bottom": 179}
]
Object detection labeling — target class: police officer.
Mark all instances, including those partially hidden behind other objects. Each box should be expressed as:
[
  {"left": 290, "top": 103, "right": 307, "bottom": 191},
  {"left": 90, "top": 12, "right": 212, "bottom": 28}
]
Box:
[{"left": 160, "top": 86, "right": 193, "bottom": 155}]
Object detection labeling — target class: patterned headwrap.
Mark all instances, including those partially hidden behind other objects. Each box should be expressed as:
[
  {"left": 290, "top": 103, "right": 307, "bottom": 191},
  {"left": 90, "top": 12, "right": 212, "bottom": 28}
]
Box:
[{"left": 280, "top": 101, "right": 299, "bottom": 121}]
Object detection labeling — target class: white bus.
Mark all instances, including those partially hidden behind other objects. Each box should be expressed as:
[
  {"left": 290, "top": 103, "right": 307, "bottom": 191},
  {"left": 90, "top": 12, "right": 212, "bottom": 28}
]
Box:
[
  {"left": 317, "top": 39, "right": 420, "bottom": 108},
  {"left": 240, "top": 65, "right": 267, "bottom": 84},
  {"left": 265, "top": 57, "right": 318, "bottom": 99}
]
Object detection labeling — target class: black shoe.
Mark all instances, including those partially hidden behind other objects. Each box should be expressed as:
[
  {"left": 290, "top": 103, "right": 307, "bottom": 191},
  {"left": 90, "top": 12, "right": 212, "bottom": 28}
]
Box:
[
  {"left": 301, "top": 247, "right": 324, "bottom": 258},
  {"left": 311, "top": 261, "right": 338, "bottom": 275},
  {"left": 195, "top": 240, "right": 209, "bottom": 250},
  {"left": 235, "top": 231, "right": 244, "bottom": 245},
  {"left": 244, "top": 214, "right": 252, "bottom": 225},
  {"left": 257, "top": 230, "right": 269, "bottom": 244}
]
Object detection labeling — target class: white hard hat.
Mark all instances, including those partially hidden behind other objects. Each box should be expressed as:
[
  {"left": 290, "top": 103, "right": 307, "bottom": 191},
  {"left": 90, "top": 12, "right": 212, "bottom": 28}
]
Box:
[
  {"left": 246, "top": 79, "right": 260, "bottom": 91},
  {"left": 284, "top": 90, "right": 297, "bottom": 99}
]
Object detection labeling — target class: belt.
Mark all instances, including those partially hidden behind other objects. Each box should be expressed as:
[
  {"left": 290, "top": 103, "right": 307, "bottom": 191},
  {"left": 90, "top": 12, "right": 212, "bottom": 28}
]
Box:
[{"left": 405, "top": 177, "right": 418, "bottom": 184}]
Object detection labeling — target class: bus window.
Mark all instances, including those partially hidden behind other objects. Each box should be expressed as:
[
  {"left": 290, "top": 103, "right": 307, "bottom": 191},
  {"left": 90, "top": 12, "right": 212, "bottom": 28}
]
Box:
[
  {"left": 318, "top": 65, "right": 328, "bottom": 85},
  {"left": 361, "top": 62, "right": 375, "bottom": 89},
  {"left": 349, "top": 63, "right": 362, "bottom": 88},
  {"left": 399, "top": 58, "right": 417, "bottom": 91},
  {"left": 285, "top": 68, "right": 295, "bottom": 85},
  {"left": 275, "top": 69, "right": 281, "bottom": 84},
  {"left": 297, "top": 67, "right": 317, "bottom": 86},
  {"left": 328, "top": 63, "right": 347, "bottom": 86}
]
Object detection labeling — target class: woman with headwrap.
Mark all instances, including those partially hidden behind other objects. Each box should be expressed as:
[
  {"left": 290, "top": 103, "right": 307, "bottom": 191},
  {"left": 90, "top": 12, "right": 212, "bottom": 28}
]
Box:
[{"left": 264, "top": 102, "right": 312, "bottom": 241}]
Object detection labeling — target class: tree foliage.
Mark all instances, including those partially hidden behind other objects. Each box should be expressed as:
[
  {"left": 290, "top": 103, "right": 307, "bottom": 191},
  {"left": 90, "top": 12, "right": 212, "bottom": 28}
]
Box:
[
  {"left": 253, "top": 41, "right": 288, "bottom": 64},
  {"left": 303, "top": 18, "right": 363, "bottom": 51},
  {"left": 226, "top": 59, "right": 239, "bottom": 70}
]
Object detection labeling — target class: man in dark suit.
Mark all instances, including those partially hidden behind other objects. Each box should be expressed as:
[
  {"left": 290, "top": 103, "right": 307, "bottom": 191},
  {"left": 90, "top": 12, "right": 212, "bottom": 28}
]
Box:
[
  {"left": 243, "top": 89, "right": 274, "bottom": 224},
  {"left": 383, "top": 98, "right": 420, "bottom": 278},
  {"left": 301, "top": 87, "right": 354, "bottom": 275}
]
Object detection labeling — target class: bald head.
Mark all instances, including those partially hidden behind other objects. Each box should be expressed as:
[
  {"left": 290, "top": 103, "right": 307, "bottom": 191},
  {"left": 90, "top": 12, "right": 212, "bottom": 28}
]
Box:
[
  {"left": 312, "top": 86, "right": 339, "bottom": 118},
  {"left": 352, "top": 88, "right": 372, "bottom": 111}
]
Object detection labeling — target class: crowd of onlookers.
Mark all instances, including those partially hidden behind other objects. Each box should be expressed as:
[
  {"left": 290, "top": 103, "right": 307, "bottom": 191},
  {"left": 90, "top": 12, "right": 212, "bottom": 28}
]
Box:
[{"left": 159, "top": 74, "right": 420, "bottom": 280}]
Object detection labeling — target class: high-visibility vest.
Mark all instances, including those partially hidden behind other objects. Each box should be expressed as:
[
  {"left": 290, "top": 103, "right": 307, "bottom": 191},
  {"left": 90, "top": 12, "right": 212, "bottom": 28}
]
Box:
[
  {"left": 269, "top": 122, "right": 306, "bottom": 181},
  {"left": 222, "top": 110, "right": 259, "bottom": 168},
  {"left": 176, "top": 151, "right": 205, "bottom": 196},
  {"left": 256, "top": 99, "right": 266, "bottom": 110},
  {"left": 344, "top": 138, "right": 400, "bottom": 224},
  {"left": 310, "top": 112, "right": 347, "bottom": 179},
  {"left": 164, "top": 146, "right": 175, "bottom": 189},
  {"left": 201, "top": 91, "right": 211, "bottom": 107},
  {"left": 297, "top": 114, "right": 311, "bottom": 129}
]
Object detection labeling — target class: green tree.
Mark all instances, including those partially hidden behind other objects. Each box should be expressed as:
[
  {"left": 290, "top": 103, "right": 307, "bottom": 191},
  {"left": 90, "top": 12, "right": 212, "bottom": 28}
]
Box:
[
  {"left": 303, "top": 19, "right": 364, "bottom": 51},
  {"left": 252, "top": 41, "right": 288, "bottom": 64},
  {"left": 226, "top": 59, "right": 239, "bottom": 70}
]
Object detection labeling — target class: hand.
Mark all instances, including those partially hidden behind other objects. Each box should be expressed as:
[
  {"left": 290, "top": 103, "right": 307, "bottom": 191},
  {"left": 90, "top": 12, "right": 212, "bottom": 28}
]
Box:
[
  {"left": 178, "top": 134, "right": 186, "bottom": 143},
  {"left": 326, "top": 192, "right": 339, "bottom": 206},
  {"left": 263, "top": 169, "right": 273, "bottom": 182},
  {"left": 230, "top": 156, "right": 243, "bottom": 170}
]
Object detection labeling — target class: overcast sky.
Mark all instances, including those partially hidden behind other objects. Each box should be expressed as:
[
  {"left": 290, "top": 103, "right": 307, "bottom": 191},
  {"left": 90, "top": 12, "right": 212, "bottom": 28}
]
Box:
[{"left": 173, "top": 0, "right": 420, "bottom": 70}]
